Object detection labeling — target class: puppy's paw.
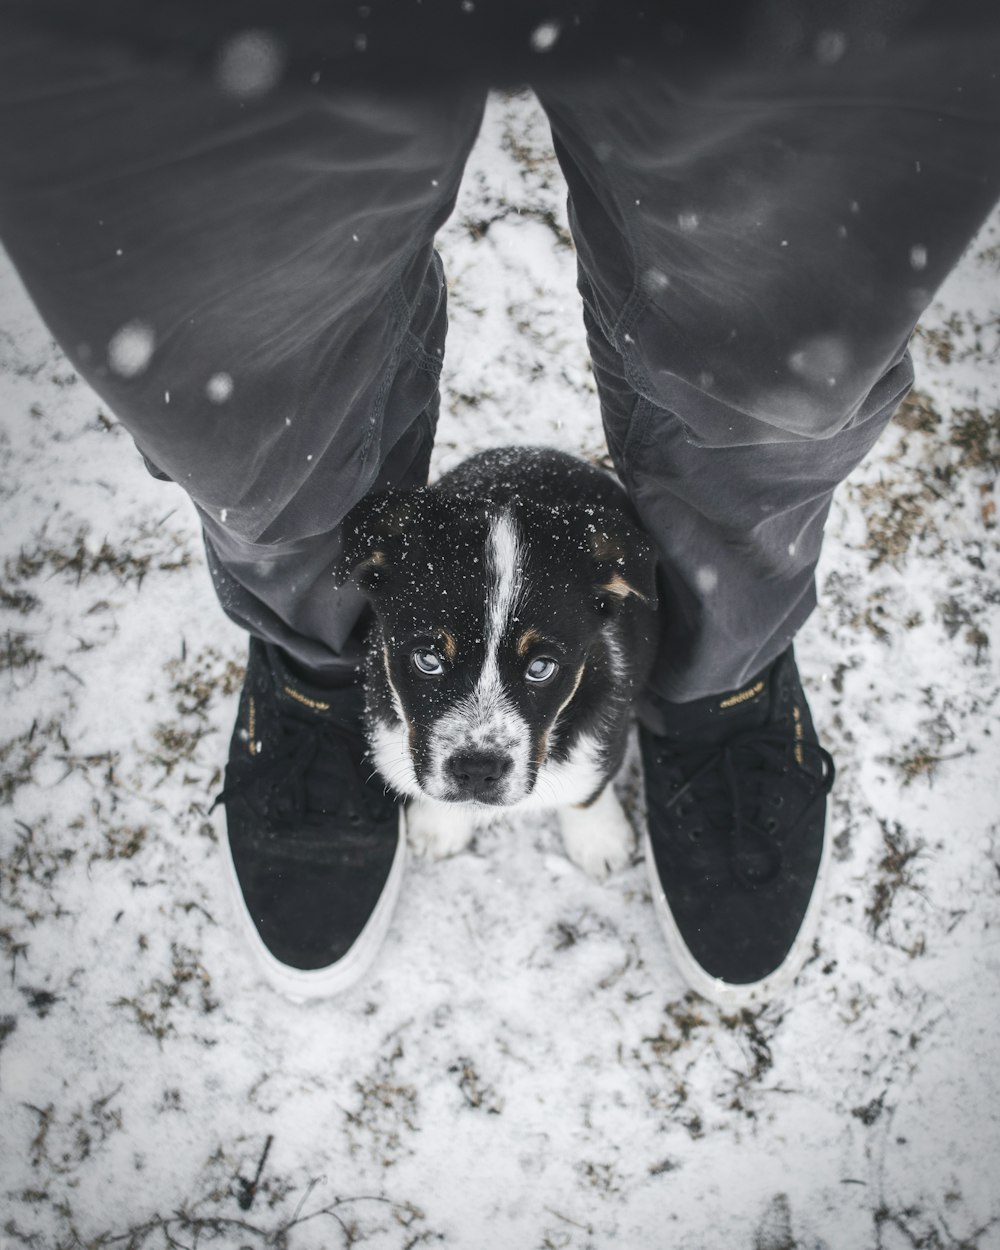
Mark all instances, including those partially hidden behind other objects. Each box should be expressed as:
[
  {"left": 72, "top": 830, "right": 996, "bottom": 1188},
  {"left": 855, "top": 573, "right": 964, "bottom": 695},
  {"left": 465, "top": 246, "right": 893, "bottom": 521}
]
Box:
[
  {"left": 558, "top": 785, "right": 636, "bottom": 881},
  {"left": 406, "top": 796, "right": 476, "bottom": 861}
]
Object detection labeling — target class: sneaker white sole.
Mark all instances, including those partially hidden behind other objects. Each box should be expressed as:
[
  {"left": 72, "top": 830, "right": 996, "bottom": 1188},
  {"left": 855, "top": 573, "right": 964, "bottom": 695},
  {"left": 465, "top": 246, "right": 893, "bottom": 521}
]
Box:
[
  {"left": 219, "top": 809, "right": 407, "bottom": 1002},
  {"left": 642, "top": 813, "right": 832, "bottom": 1011}
]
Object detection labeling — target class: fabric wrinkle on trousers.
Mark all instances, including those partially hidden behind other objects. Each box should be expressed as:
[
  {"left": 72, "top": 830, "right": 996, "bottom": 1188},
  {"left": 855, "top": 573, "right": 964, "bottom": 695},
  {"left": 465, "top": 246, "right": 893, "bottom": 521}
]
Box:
[
  {"left": 0, "top": 25, "right": 488, "bottom": 674},
  {"left": 2, "top": 10, "right": 999, "bottom": 697},
  {"left": 532, "top": 32, "right": 1000, "bottom": 697}
]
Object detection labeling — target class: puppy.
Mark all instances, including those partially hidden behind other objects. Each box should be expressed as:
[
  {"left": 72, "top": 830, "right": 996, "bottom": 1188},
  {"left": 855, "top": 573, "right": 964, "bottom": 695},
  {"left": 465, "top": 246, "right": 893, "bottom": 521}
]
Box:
[{"left": 339, "top": 447, "right": 659, "bottom": 879}]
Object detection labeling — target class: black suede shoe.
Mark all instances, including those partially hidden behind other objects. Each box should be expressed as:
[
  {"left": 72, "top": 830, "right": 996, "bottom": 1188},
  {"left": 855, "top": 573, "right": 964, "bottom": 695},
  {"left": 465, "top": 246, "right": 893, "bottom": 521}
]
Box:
[
  {"left": 640, "top": 647, "right": 835, "bottom": 1007},
  {"left": 216, "top": 639, "right": 404, "bottom": 999}
]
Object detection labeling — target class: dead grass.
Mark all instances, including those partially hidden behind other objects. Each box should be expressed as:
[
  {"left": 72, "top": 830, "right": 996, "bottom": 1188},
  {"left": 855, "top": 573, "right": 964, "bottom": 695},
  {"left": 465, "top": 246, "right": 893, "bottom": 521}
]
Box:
[
  {"left": 894, "top": 390, "right": 942, "bottom": 436},
  {"left": 579, "top": 1159, "right": 624, "bottom": 1196},
  {"left": 914, "top": 320, "right": 960, "bottom": 366},
  {"left": 854, "top": 389, "right": 999, "bottom": 571},
  {"left": 855, "top": 481, "right": 940, "bottom": 571},
  {"left": 643, "top": 994, "right": 710, "bottom": 1056},
  {"left": 0, "top": 585, "right": 41, "bottom": 614},
  {"left": 24, "top": 1086, "right": 124, "bottom": 1177},
  {"left": 3, "top": 1165, "right": 435, "bottom": 1250},
  {"left": 950, "top": 407, "right": 1000, "bottom": 473},
  {"left": 2, "top": 819, "right": 77, "bottom": 927},
  {"left": 4, "top": 522, "right": 192, "bottom": 594},
  {"left": 866, "top": 819, "right": 925, "bottom": 942},
  {"left": 165, "top": 646, "right": 244, "bottom": 720},
  {"left": 2, "top": 630, "right": 44, "bottom": 674},
  {"left": 873, "top": 1202, "right": 999, "bottom": 1249},
  {"left": 86, "top": 822, "right": 149, "bottom": 865},
  {"left": 1, "top": 719, "right": 67, "bottom": 805},
  {"left": 449, "top": 1056, "right": 504, "bottom": 1114},
  {"left": 141, "top": 645, "right": 244, "bottom": 785},
  {"left": 344, "top": 1041, "right": 420, "bottom": 1167},
  {"left": 111, "top": 942, "right": 219, "bottom": 1043},
  {"left": 977, "top": 240, "right": 1000, "bottom": 269},
  {"left": 637, "top": 994, "right": 784, "bottom": 1127}
]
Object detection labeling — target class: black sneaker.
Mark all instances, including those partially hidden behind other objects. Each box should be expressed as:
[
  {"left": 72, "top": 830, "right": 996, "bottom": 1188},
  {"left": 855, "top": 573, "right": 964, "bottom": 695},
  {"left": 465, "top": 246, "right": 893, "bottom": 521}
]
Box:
[
  {"left": 640, "top": 647, "right": 835, "bottom": 1007},
  {"left": 215, "top": 638, "right": 404, "bottom": 1000}
]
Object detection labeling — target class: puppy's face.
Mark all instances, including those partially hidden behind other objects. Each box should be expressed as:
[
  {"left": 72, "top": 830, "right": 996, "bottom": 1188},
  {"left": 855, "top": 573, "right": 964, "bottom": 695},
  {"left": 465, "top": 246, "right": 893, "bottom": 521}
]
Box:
[{"left": 342, "top": 490, "right": 654, "bottom": 808}]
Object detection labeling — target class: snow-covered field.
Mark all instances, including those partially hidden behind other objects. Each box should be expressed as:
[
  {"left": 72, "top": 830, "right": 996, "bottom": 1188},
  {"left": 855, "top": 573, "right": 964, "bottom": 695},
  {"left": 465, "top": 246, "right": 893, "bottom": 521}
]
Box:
[{"left": 2, "top": 90, "right": 998, "bottom": 1250}]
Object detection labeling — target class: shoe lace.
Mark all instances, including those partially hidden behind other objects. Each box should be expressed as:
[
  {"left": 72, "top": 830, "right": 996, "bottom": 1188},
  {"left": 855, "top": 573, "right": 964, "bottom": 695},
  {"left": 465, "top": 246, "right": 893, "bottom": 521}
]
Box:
[
  {"left": 215, "top": 713, "right": 393, "bottom": 838},
  {"left": 657, "top": 728, "right": 835, "bottom": 888}
]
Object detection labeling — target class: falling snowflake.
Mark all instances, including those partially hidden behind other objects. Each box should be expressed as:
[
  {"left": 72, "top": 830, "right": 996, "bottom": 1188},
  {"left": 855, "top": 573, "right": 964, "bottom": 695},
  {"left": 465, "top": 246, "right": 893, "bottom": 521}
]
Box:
[
  {"left": 206, "top": 373, "right": 234, "bottom": 404},
  {"left": 108, "top": 320, "right": 155, "bottom": 378},
  {"left": 215, "top": 30, "right": 285, "bottom": 99},
  {"left": 909, "top": 245, "right": 928, "bottom": 271},
  {"left": 530, "top": 21, "right": 561, "bottom": 52}
]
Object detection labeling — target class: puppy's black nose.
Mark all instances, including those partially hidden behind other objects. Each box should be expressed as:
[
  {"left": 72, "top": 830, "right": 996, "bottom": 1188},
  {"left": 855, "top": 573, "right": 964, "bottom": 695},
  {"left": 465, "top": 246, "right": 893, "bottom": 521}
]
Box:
[{"left": 447, "top": 750, "right": 513, "bottom": 800}]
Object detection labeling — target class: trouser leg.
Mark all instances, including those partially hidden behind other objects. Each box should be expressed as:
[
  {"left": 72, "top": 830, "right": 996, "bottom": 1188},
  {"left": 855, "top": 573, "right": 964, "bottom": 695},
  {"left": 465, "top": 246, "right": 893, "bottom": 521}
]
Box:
[
  {"left": 0, "top": 20, "right": 486, "bottom": 677},
  {"left": 537, "top": 11, "right": 1000, "bottom": 701}
]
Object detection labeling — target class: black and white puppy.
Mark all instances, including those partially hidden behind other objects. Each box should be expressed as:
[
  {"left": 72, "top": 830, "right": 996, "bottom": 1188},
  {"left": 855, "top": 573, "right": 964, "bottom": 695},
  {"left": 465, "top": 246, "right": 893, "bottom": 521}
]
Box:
[{"left": 339, "top": 447, "right": 659, "bottom": 878}]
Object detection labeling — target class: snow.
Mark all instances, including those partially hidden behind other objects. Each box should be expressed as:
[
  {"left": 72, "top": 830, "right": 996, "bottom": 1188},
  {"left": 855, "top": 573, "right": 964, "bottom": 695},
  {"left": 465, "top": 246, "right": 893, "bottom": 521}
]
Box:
[
  {"left": 215, "top": 30, "right": 286, "bottom": 100},
  {"left": 530, "top": 22, "right": 563, "bottom": 54},
  {"left": 107, "top": 319, "right": 155, "bottom": 378},
  {"left": 206, "top": 372, "right": 234, "bottom": 404},
  {"left": 1, "top": 89, "right": 999, "bottom": 1250}
]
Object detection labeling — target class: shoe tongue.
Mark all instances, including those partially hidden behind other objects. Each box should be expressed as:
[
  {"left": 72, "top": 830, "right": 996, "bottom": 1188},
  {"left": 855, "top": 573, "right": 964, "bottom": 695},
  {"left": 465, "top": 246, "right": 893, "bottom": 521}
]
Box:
[
  {"left": 643, "top": 667, "right": 773, "bottom": 744},
  {"left": 270, "top": 672, "right": 366, "bottom": 821}
]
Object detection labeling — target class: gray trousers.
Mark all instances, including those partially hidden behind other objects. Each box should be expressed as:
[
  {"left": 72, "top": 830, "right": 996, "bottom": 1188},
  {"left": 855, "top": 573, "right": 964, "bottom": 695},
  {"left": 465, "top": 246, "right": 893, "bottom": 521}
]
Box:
[{"left": 2, "top": 6, "right": 999, "bottom": 700}]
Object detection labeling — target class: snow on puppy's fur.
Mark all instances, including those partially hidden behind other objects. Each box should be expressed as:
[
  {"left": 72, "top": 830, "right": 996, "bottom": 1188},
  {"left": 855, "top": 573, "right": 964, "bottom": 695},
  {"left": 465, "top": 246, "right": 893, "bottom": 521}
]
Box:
[{"left": 339, "top": 447, "right": 659, "bottom": 878}]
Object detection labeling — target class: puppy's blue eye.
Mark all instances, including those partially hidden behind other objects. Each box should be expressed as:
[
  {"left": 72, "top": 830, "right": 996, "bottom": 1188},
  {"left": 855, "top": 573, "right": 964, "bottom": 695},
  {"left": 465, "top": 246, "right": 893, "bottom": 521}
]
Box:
[
  {"left": 411, "top": 649, "right": 444, "bottom": 676},
  {"left": 525, "top": 657, "right": 559, "bottom": 684}
]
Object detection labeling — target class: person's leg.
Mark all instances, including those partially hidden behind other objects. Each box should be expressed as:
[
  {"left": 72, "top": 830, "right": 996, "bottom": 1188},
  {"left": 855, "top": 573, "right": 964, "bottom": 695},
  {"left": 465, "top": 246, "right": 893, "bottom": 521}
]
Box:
[
  {"left": 537, "top": 8, "right": 1000, "bottom": 1002},
  {"left": 0, "top": 16, "right": 487, "bottom": 994},
  {"left": 0, "top": 17, "right": 486, "bottom": 678},
  {"left": 539, "top": 12, "right": 1000, "bottom": 701}
]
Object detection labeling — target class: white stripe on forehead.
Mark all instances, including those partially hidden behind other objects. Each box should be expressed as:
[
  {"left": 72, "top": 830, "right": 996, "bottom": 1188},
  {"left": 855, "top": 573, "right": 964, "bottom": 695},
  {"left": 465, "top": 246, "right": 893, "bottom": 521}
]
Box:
[
  {"left": 438, "top": 507, "right": 524, "bottom": 758},
  {"left": 485, "top": 508, "right": 522, "bottom": 647},
  {"left": 419, "top": 510, "right": 529, "bottom": 801}
]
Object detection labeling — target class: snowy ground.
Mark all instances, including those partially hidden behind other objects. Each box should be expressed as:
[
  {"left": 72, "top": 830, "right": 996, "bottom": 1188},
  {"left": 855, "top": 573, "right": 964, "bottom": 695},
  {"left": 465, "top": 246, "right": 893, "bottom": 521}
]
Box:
[{"left": 2, "top": 90, "right": 999, "bottom": 1250}]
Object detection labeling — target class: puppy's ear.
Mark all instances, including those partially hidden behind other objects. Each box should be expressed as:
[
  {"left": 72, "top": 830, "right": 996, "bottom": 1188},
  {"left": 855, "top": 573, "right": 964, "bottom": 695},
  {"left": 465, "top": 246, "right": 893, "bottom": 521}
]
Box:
[
  {"left": 587, "top": 510, "right": 659, "bottom": 610},
  {"left": 336, "top": 490, "right": 419, "bottom": 595}
]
